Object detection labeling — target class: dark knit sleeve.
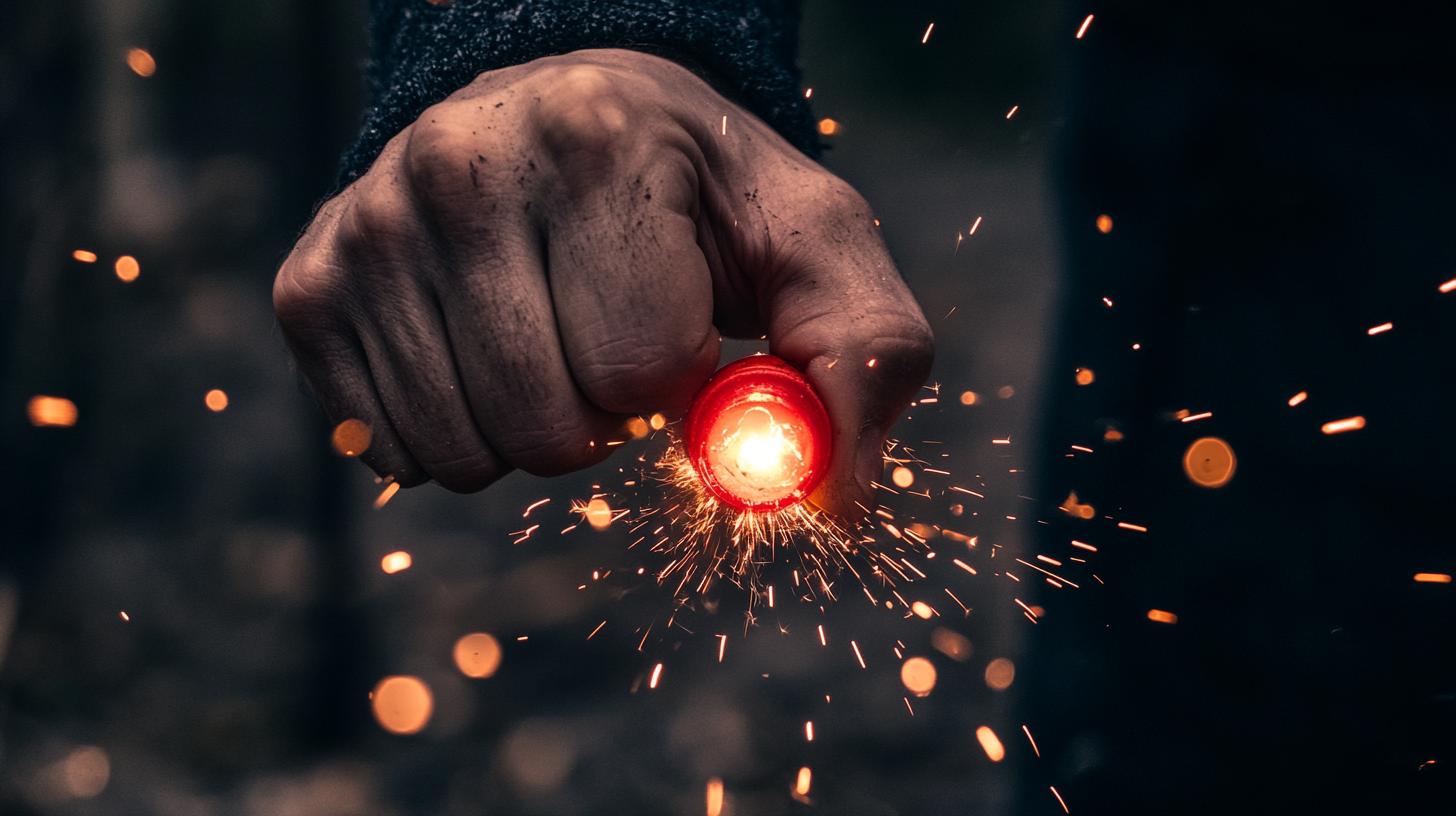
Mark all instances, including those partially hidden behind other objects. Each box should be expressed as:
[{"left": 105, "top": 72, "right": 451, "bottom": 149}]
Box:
[{"left": 339, "top": 0, "right": 818, "bottom": 186}]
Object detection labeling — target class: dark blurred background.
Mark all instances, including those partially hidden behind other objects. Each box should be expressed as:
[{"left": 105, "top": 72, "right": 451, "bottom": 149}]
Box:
[{"left": 4, "top": 1, "right": 1454, "bottom": 814}]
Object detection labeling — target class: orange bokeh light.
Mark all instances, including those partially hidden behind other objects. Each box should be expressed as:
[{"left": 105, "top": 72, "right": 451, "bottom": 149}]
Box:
[
  {"left": 126, "top": 48, "right": 156, "bottom": 77},
  {"left": 453, "top": 632, "right": 502, "bottom": 678},
  {"left": 985, "top": 657, "right": 1015, "bottom": 690},
  {"left": 331, "top": 418, "right": 373, "bottom": 457},
  {"left": 900, "top": 656, "right": 938, "bottom": 697},
  {"left": 1183, "top": 436, "right": 1236, "bottom": 488},
  {"left": 370, "top": 675, "right": 433, "bottom": 735},
  {"left": 114, "top": 255, "right": 140, "bottom": 282},
  {"left": 28, "top": 396, "right": 78, "bottom": 428}
]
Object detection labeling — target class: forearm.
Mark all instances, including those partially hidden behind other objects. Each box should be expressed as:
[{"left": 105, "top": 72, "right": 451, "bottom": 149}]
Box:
[{"left": 340, "top": 0, "right": 819, "bottom": 186}]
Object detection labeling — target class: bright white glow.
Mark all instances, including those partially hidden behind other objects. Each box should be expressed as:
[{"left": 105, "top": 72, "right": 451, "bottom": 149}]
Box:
[{"left": 708, "top": 399, "right": 808, "bottom": 505}]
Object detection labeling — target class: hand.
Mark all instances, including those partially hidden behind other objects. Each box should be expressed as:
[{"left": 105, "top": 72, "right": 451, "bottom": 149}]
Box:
[{"left": 274, "top": 49, "right": 932, "bottom": 514}]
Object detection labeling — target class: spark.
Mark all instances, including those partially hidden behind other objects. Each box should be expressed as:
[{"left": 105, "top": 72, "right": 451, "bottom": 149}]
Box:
[
  {"left": 380, "top": 550, "right": 412, "bottom": 574},
  {"left": 1180, "top": 411, "right": 1213, "bottom": 423},
  {"left": 976, "top": 726, "right": 1005, "bottom": 762},
  {"left": 1147, "top": 608, "right": 1178, "bottom": 624},
  {"left": 969, "top": 215, "right": 983, "bottom": 235},
  {"left": 1076, "top": 14, "right": 1095, "bottom": 39},
  {"left": 850, "top": 640, "right": 867, "bottom": 669},
  {"left": 706, "top": 778, "right": 724, "bottom": 816},
  {"left": 125, "top": 48, "right": 156, "bottom": 77},
  {"left": 1006, "top": 105, "right": 1019, "bottom": 119},
  {"left": 1440, "top": 277, "right": 1456, "bottom": 294},
  {"left": 817, "top": 624, "right": 827, "bottom": 646},
  {"left": 718, "top": 633, "right": 728, "bottom": 662},
  {"left": 644, "top": 442, "right": 895, "bottom": 607},
  {"left": 27, "top": 395, "right": 78, "bottom": 427},
  {"left": 572, "top": 497, "right": 616, "bottom": 530},
  {"left": 118, "top": 610, "right": 130, "bottom": 622},
  {"left": 523, "top": 497, "right": 551, "bottom": 517},
  {"left": 373, "top": 482, "right": 400, "bottom": 509},
  {"left": 1367, "top": 321, "right": 1393, "bottom": 335},
  {"left": 720, "top": 114, "right": 727, "bottom": 135},
  {"left": 921, "top": 22, "right": 935, "bottom": 44},
  {"left": 510, "top": 524, "right": 540, "bottom": 545},
  {"left": 1022, "top": 724, "right": 1041, "bottom": 757},
  {"left": 1287, "top": 391, "right": 1308, "bottom": 407},
  {"left": 1050, "top": 786, "right": 1071, "bottom": 813},
  {"left": 1321, "top": 416, "right": 1366, "bottom": 435},
  {"left": 804, "top": 720, "right": 815, "bottom": 741},
  {"left": 587, "top": 620, "right": 607, "bottom": 639},
  {"left": 794, "top": 766, "right": 812, "bottom": 798},
  {"left": 72, "top": 249, "right": 97, "bottom": 263},
  {"left": 1117, "top": 521, "right": 1148, "bottom": 533},
  {"left": 1015, "top": 558, "right": 1080, "bottom": 589},
  {"left": 1414, "top": 573, "right": 1452, "bottom": 584},
  {"left": 649, "top": 662, "right": 664, "bottom": 689},
  {"left": 804, "top": 87, "right": 814, "bottom": 99}
]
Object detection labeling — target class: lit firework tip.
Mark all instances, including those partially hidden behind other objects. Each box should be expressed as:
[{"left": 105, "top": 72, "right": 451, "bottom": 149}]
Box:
[{"left": 630, "top": 355, "right": 936, "bottom": 613}]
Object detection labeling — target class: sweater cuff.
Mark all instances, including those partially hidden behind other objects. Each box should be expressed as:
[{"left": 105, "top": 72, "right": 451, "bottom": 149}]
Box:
[{"left": 339, "top": 0, "right": 819, "bottom": 187}]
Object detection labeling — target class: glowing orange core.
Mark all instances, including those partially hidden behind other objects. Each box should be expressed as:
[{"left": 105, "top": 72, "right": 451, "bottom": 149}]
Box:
[{"left": 684, "top": 356, "right": 831, "bottom": 512}]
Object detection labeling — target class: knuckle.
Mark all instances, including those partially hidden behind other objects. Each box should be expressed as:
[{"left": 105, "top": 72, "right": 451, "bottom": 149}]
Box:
[
  {"left": 534, "top": 64, "right": 634, "bottom": 160},
  {"left": 336, "top": 185, "right": 418, "bottom": 265},
  {"left": 403, "top": 104, "right": 480, "bottom": 197},
  {"left": 865, "top": 315, "right": 936, "bottom": 382},
  {"left": 273, "top": 253, "right": 345, "bottom": 330}
]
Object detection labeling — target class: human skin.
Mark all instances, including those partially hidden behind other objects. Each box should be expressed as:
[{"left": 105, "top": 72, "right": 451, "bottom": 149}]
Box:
[{"left": 274, "top": 49, "right": 932, "bottom": 515}]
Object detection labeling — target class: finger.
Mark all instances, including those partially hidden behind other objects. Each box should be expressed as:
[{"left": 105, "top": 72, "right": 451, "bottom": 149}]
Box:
[
  {"left": 760, "top": 175, "right": 935, "bottom": 516},
  {"left": 337, "top": 181, "right": 508, "bottom": 493},
  {"left": 536, "top": 86, "right": 720, "bottom": 415},
  {"left": 401, "top": 113, "right": 622, "bottom": 475},
  {"left": 274, "top": 253, "right": 425, "bottom": 486}
]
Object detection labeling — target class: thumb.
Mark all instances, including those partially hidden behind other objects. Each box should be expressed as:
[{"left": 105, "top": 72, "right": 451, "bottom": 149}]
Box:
[{"left": 758, "top": 176, "right": 934, "bottom": 518}]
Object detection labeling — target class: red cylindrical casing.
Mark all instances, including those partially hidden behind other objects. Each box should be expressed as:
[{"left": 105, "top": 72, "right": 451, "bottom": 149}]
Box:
[{"left": 683, "top": 355, "right": 832, "bottom": 511}]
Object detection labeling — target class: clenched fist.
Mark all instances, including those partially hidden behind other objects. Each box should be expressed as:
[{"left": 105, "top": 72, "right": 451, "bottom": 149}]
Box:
[{"left": 275, "top": 49, "right": 932, "bottom": 514}]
